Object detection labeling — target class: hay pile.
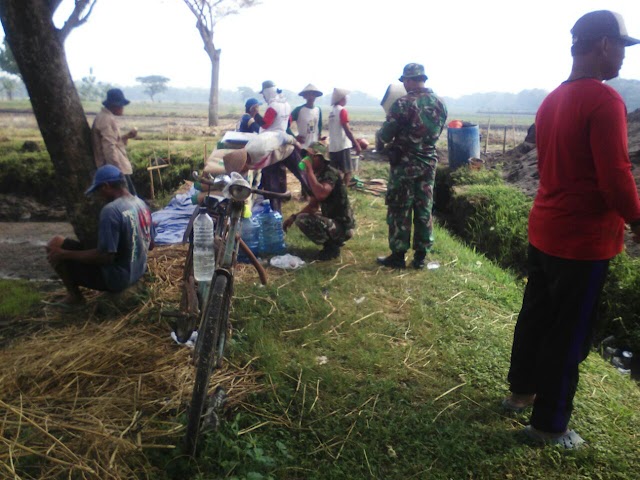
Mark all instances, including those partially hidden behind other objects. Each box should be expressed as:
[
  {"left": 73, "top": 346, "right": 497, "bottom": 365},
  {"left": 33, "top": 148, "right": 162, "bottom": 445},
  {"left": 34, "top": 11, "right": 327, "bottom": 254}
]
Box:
[{"left": 0, "top": 244, "right": 266, "bottom": 479}]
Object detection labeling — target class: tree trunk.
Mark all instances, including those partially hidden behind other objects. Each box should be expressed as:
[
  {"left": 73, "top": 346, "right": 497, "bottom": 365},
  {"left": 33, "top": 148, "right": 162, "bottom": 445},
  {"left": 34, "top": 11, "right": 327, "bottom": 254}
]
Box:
[
  {"left": 0, "top": 0, "right": 99, "bottom": 246},
  {"left": 208, "top": 48, "right": 220, "bottom": 127}
]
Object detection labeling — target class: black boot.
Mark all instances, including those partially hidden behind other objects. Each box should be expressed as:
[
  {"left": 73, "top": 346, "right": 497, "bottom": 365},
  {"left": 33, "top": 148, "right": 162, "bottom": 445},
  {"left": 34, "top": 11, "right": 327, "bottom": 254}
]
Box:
[
  {"left": 412, "top": 251, "right": 426, "bottom": 269},
  {"left": 318, "top": 242, "right": 340, "bottom": 261},
  {"left": 376, "top": 252, "right": 406, "bottom": 269}
]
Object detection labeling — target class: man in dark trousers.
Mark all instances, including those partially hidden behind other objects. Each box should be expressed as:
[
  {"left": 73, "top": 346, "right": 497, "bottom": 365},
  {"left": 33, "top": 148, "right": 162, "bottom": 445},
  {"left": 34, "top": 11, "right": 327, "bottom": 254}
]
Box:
[
  {"left": 46, "top": 165, "right": 155, "bottom": 306},
  {"left": 504, "top": 10, "right": 640, "bottom": 449}
]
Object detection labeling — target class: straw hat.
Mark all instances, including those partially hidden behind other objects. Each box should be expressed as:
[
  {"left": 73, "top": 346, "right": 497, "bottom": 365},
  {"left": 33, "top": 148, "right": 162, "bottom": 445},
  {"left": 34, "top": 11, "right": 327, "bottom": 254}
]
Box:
[
  {"left": 331, "top": 88, "right": 350, "bottom": 105},
  {"left": 299, "top": 84, "right": 323, "bottom": 97},
  {"left": 204, "top": 149, "right": 248, "bottom": 175}
]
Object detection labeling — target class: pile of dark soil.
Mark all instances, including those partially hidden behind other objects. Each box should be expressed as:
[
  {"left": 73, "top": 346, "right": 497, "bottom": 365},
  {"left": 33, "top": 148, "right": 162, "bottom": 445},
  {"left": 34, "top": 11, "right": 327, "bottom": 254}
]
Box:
[
  {"left": 499, "top": 108, "right": 640, "bottom": 198},
  {"left": 495, "top": 108, "right": 640, "bottom": 256}
]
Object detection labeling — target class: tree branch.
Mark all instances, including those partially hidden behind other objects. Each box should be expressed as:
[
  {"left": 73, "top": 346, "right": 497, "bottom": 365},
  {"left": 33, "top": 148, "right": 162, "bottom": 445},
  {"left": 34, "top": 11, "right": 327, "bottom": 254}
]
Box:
[{"left": 57, "top": 0, "right": 98, "bottom": 43}]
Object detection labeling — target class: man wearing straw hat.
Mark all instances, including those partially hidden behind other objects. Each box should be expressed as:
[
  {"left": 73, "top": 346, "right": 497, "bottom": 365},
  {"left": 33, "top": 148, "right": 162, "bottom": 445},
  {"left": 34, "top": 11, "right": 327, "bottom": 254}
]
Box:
[
  {"left": 375, "top": 63, "right": 447, "bottom": 269},
  {"left": 328, "top": 88, "right": 361, "bottom": 188},
  {"left": 92, "top": 88, "right": 139, "bottom": 195},
  {"left": 292, "top": 84, "right": 324, "bottom": 148}
]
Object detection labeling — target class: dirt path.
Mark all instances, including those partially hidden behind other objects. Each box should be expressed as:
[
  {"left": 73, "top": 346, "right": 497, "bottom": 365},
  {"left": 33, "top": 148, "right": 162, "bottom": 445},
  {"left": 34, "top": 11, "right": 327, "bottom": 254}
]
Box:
[{"left": 0, "top": 222, "right": 74, "bottom": 281}]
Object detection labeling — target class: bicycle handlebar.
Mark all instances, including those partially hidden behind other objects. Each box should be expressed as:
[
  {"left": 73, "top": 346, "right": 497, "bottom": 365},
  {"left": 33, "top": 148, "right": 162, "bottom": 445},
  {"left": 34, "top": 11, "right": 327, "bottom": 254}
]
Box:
[
  {"left": 195, "top": 175, "right": 292, "bottom": 201},
  {"left": 251, "top": 188, "right": 292, "bottom": 201}
]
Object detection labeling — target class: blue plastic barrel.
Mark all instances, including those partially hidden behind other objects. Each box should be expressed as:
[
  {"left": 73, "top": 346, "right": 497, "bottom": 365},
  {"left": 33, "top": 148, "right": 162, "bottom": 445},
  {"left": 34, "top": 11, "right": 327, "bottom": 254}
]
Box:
[{"left": 447, "top": 124, "right": 480, "bottom": 169}]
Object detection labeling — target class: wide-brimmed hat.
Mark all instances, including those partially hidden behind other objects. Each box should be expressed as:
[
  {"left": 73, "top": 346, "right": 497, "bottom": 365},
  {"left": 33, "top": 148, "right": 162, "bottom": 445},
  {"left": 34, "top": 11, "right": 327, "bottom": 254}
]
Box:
[
  {"left": 331, "top": 88, "right": 350, "bottom": 105},
  {"left": 102, "top": 88, "right": 130, "bottom": 108},
  {"left": 398, "top": 63, "right": 428, "bottom": 82},
  {"left": 299, "top": 84, "right": 323, "bottom": 97},
  {"left": 571, "top": 10, "right": 640, "bottom": 47},
  {"left": 302, "top": 142, "right": 329, "bottom": 162},
  {"left": 260, "top": 80, "right": 276, "bottom": 93},
  {"left": 205, "top": 149, "right": 248, "bottom": 175},
  {"left": 85, "top": 165, "right": 124, "bottom": 195}
]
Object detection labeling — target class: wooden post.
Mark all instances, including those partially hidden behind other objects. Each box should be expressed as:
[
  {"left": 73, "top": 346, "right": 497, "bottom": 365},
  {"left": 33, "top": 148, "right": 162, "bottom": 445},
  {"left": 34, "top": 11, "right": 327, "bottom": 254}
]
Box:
[
  {"left": 484, "top": 116, "right": 491, "bottom": 154},
  {"left": 512, "top": 116, "right": 517, "bottom": 149},
  {"left": 203, "top": 144, "right": 208, "bottom": 168},
  {"left": 503, "top": 126, "right": 507, "bottom": 154},
  {"left": 148, "top": 170, "right": 155, "bottom": 200}
]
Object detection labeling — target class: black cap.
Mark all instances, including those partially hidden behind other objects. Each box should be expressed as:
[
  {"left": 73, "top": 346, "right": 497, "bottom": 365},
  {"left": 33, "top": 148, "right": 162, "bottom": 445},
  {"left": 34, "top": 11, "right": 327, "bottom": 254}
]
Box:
[{"left": 571, "top": 10, "right": 640, "bottom": 47}]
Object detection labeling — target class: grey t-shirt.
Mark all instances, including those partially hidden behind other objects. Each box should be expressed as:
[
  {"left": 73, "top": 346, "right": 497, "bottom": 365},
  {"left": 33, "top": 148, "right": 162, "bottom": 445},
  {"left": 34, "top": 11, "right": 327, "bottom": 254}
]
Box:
[{"left": 98, "top": 195, "right": 154, "bottom": 291}]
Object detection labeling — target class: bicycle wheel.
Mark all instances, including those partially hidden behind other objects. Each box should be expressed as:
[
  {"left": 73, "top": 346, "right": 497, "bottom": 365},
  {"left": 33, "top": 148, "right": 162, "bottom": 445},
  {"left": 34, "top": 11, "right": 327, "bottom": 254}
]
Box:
[{"left": 184, "top": 273, "right": 231, "bottom": 456}]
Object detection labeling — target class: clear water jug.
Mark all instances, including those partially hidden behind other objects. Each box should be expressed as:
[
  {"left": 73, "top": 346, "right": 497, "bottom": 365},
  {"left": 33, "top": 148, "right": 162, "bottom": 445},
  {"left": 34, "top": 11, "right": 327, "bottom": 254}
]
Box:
[
  {"left": 193, "top": 207, "right": 215, "bottom": 282},
  {"left": 257, "top": 201, "right": 286, "bottom": 256},
  {"left": 238, "top": 214, "right": 260, "bottom": 263}
]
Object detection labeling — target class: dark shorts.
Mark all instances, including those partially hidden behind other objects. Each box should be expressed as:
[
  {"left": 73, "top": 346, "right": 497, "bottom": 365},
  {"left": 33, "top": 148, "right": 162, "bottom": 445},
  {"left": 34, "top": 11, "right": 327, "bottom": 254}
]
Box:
[
  {"left": 61, "top": 238, "right": 112, "bottom": 292},
  {"left": 329, "top": 149, "right": 354, "bottom": 173}
]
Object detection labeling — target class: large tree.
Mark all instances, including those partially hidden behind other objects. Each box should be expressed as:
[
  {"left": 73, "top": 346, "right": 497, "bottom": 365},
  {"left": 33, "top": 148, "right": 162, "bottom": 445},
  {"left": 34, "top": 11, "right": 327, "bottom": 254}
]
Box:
[
  {"left": 183, "top": 0, "right": 258, "bottom": 127},
  {"left": 0, "top": 0, "right": 100, "bottom": 245},
  {"left": 136, "top": 75, "right": 170, "bottom": 102}
]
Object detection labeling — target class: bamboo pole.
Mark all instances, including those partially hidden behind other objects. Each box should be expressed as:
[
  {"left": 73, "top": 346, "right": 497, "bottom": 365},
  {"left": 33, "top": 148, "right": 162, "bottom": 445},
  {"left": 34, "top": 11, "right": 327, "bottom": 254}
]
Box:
[
  {"left": 484, "top": 116, "right": 491, "bottom": 154},
  {"left": 502, "top": 126, "right": 507, "bottom": 154}
]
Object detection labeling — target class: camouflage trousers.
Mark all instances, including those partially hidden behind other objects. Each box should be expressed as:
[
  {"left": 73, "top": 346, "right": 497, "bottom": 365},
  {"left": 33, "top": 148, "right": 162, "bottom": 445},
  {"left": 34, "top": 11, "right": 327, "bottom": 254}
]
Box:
[
  {"left": 295, "top": 213, "right": 353, "bottom": 246},
  {"left": 385, "top": 166, "right": 436, "bottom": 253}
]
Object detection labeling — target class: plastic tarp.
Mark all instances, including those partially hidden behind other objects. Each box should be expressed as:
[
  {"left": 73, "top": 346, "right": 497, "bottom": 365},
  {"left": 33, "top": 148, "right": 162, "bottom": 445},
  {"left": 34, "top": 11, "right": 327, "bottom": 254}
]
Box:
[{"left": 151, "top": 187, "right": 197, "bottom": 245}]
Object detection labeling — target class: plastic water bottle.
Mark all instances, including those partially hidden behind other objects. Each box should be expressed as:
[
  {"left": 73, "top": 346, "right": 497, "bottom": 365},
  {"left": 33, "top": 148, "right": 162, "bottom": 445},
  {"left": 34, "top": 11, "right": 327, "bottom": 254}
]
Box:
[
  {"left": 238, "top": 211, "right": 260, "bottom": 263},
  {"left": 298, "top": 156, "right": 310, "bottom": 170},
  {"left": 257, "top": 201, "right": 286, "bottom": 256},
  {"left": 193, "top": 207, "right": 215, "bottom": 282}
]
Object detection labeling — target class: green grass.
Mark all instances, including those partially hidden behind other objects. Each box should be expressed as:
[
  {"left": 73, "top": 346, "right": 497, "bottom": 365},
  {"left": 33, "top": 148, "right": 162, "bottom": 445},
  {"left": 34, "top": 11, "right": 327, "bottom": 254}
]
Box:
[
  {"left": 150, "top": 160, "right": 640, "bottom": 479},
  {"left": 0, "top": 279, "right": 40, "bottom": 318},
  {"left": 1, "top": 105, "right": 638, "bottom": 478}
]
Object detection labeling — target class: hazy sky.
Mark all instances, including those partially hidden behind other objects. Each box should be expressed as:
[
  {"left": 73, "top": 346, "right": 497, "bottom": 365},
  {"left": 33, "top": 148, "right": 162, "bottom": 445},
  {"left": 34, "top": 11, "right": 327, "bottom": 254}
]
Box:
[{"left": 6, "top": 0, "right": 640, "bottom": 99}]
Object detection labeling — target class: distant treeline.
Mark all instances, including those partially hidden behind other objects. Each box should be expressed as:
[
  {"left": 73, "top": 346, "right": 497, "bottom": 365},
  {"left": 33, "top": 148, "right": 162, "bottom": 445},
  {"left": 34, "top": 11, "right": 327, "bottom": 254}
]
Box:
[
  {"left": 443, "top": 79, "right": 640, "bottom": 113},
  {"left": 3, "top": 78, "right": 640, "bottom": 113}
]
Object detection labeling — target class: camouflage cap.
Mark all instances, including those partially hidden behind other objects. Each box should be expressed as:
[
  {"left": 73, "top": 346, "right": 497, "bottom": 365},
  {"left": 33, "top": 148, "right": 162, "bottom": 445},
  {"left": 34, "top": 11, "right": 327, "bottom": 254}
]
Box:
[
  {"left": 398, "top": 63, "right": 428, "bottom": 82},
  {"left": 304, "top": 142, "right": 329, "bottom": 161}
]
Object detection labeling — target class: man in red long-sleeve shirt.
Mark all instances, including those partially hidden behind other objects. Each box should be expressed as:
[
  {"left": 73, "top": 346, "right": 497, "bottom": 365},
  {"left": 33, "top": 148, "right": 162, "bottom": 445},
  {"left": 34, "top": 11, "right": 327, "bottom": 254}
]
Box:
[{"left": 504, "top": 10, "right": 640, "bottom": 449}]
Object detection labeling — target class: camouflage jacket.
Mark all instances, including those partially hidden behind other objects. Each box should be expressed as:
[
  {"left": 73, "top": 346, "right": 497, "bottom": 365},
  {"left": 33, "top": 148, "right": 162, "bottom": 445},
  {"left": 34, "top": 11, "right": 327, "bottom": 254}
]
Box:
[
  {"left": 376, "top": 88, "right": 448, "bottom": 172},
  {"left": 315, "top": 165, "right": 355, "bottom": 230}
]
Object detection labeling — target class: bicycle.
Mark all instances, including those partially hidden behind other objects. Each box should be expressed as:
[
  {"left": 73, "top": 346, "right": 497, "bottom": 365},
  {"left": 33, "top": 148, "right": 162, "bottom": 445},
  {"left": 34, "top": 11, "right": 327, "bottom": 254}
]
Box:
[{"left": 175, "top": 171, "right": 290, "bottom": 456}]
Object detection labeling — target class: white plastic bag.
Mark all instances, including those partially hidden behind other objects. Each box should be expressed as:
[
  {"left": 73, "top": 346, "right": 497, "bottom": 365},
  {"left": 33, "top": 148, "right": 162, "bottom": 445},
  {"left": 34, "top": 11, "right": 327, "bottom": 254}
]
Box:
[
  {"left": 269, "top": 254, "right": 306, "bottom": 270},
  {"left": 246, "top": 131, "right": 296, "bottom": 169}
]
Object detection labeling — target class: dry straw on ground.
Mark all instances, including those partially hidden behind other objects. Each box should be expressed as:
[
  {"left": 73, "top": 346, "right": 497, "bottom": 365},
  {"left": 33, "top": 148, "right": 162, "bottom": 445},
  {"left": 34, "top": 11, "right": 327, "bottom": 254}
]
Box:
[{"left": 0, "top": 244, "right": 266, "bottom": 479}]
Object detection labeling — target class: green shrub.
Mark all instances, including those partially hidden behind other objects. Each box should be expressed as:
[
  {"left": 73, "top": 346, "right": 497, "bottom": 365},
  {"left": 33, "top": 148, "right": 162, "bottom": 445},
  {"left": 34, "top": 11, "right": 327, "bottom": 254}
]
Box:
[
  {"left": 449, "top": 184, "right": 531, "bottom": 273},
  {"left": 0, "top": 149, "right": 56, "bottom": 202},
  {"left": 0, "top": 280, "right": 40, "bottom": 318},
  {"left": 438, "top": 165, "right": 640, "bottom": 352},
  {"left": 599, "top": 253, "right": 640, "bottom": 351},
  {"left": 434, "top": 165, "right": 503, "bottom": 213},
  {"left": 0, "top": 143, "right": 200, "bottom": 202}
]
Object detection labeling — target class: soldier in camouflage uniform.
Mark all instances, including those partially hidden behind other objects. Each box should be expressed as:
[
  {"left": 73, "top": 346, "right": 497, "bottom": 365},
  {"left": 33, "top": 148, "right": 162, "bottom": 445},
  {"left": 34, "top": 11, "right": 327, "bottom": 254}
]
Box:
[
  {"left": 282, "top": 142, "right": 355, "bottom": 260},
  {"left": 375, "top": 63, "right": 448, "bottom": 269}
]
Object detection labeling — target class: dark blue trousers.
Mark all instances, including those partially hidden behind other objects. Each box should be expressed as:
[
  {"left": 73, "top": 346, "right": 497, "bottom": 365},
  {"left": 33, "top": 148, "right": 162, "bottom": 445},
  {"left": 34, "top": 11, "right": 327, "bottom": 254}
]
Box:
[{"left": 507, "top": 244, "right": 609, "bottom": 433}]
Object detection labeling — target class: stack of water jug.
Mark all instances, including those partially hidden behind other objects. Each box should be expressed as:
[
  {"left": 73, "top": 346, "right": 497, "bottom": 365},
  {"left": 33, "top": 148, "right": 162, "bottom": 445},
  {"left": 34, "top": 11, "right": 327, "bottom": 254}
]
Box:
[{"left": 238, "top": 200, "right": 286, "bottom": 262}]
